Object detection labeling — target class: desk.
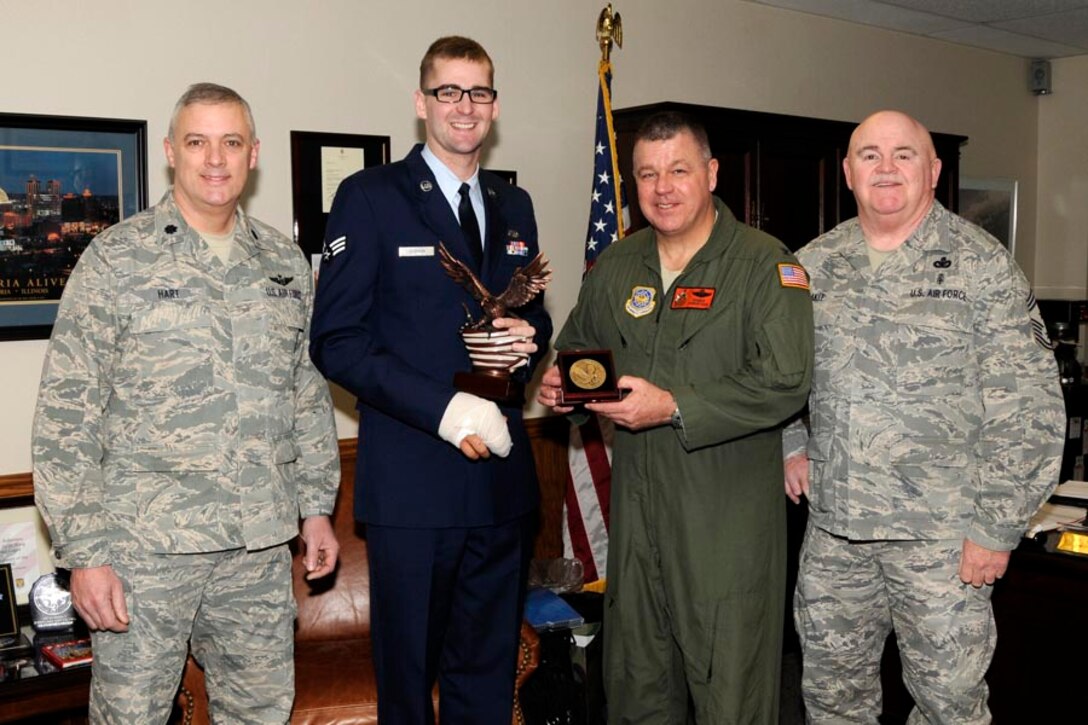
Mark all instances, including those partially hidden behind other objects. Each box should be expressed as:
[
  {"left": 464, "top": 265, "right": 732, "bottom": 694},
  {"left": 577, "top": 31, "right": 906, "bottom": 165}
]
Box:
[
  {"left": 0, "top": 624, "right": 90, "bottom": 724},
  {"left": 987, "top": 535, "right": 1088, "bottom": 720},
  {"left": 876, "top": 536, "right": 1088, "bottom": 722}
]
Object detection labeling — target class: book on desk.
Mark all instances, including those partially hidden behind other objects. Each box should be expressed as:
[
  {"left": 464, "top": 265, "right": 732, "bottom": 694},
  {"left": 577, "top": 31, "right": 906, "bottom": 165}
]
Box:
[{"left": 39, "top": 637, "right": 92, "bottom": 670}]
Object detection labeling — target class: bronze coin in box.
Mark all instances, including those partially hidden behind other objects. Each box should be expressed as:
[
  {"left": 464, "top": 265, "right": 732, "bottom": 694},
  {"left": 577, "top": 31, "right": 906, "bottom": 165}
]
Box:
[{"left": 556, "top": 349, "right": 626, "bottom": 404}]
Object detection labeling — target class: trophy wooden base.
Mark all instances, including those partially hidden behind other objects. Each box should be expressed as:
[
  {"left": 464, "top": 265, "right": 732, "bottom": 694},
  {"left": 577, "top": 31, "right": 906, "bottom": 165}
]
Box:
[{"left": 454, "top": 371, "right": 525, "bottom": 406}]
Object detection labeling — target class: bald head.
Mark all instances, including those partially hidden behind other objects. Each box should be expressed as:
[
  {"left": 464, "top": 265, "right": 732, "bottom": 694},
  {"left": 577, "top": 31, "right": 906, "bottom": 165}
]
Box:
[
  {"left": 849, "top": 110, "right": 936, "bottom": 162},
  {"left": 844, "top": 109, "right": 942, "bottom": 244}
]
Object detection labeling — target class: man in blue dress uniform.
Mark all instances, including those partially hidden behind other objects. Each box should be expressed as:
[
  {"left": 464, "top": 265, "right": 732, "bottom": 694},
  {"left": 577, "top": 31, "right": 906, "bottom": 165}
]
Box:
[{"left": 310, "top": 36, "right": 551, "bottom": 725}]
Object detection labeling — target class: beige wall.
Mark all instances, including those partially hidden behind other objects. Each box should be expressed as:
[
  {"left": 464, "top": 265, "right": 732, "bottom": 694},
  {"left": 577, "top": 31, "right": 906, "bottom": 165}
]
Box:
[
  {"left": 0, "top": 0, "right": 1053, "bottom": 474},
  {"left": 1035, "top": 55, "right": 1088, "bottom": 299}
]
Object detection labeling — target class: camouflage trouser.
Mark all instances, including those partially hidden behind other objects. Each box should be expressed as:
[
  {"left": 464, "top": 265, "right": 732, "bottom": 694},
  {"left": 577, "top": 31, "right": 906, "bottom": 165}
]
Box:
[
  {"left": 88, "top": 544, "right": 296, "bottom": 724},
  {"left": 794, "top": 524, "right": 995, "bottom": 725}
]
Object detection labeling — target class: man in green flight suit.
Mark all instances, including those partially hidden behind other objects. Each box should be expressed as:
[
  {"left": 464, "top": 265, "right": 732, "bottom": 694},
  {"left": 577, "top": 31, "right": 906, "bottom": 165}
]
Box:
[{"left": 538, "top": 111, "right": 813, "bottom": 723}]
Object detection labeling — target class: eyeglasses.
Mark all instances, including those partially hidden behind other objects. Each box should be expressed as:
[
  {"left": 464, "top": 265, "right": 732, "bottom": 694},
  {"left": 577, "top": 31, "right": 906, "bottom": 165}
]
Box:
[{"left": 423, "top": 85, "right": 498, "bottom": 104}]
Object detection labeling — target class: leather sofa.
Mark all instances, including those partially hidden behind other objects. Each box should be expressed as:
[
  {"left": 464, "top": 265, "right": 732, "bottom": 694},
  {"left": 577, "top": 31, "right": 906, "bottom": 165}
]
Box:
[{"left": 174, "top": 419, "right": 567, "bottom": 724}]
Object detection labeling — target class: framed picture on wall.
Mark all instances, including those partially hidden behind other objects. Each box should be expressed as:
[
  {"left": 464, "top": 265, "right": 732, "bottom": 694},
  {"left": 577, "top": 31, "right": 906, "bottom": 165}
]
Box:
[
  {"left": 0, "top": 113, "right": 148, "bottom": 341},
  {"left": 959, "top": 177, "right": 1018, "bottom": 256},
  {"left": 0, "top": 505, "right": 54, "bottom": 605},
  {"left": 290, "top": 131, "right": 391, "bottom": 272}
]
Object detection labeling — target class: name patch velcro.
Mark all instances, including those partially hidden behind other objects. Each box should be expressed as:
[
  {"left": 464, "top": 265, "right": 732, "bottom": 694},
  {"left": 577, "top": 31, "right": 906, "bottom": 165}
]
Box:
[{"left": 671, "top": 287, "right": 716, "bottom": 309}]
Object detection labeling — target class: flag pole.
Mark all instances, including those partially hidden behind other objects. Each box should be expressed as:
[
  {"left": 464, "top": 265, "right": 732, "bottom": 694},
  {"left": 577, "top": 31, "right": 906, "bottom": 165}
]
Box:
[
  {"left": 596, "top": 3, "right": 622, "bottom": 63},
  {"left": 564, "top": 5, "right": 628, "bottom": 593}
]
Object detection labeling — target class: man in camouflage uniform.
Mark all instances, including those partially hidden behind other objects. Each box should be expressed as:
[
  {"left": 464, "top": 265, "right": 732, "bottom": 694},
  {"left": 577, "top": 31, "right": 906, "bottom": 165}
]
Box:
[
  {"left": 32, "top": 83, "right": 340, "bottom": 724},
  {"left": 783, "top": 110, "right": 1064, "bottom": 723}
]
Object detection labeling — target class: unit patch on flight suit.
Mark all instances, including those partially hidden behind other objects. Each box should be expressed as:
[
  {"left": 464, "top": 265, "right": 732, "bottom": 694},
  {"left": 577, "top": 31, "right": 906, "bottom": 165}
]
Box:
[
  {"left": 625, "top": 286, "right": 656, "bottom": 318},
  {"left": 671, "top": 287, "right": 716, "bottom": 310}
]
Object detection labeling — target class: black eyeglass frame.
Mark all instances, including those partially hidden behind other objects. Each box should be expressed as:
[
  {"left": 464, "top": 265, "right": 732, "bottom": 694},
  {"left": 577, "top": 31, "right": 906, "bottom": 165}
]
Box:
[{"left": 422, "top": 85, "right": 499, "bottom": 104}]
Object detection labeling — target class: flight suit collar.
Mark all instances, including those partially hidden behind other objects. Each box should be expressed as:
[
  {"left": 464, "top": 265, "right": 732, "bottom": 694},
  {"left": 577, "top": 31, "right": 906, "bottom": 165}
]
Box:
[
  {"left": 622, "top": 196, "right": 740, "bottom": 348},
  {"left": 638, "top": 196, "right": 737, "bottom": 274}
]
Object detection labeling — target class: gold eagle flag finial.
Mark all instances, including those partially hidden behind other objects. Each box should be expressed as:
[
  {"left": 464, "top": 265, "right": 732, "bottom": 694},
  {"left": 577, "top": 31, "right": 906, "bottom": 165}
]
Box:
[{"left": 596, "top": 4, "right": 623, "bottom": 62}]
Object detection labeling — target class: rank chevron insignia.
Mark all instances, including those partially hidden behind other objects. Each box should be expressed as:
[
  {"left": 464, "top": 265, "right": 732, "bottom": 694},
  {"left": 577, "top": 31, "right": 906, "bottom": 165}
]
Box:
[{"left": 269, "top": 275, "right": 294, "bottom": 286}]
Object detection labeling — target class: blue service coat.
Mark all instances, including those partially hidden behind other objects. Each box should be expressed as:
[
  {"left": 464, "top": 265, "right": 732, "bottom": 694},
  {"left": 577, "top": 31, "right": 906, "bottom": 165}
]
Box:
[{"left": 310, "top": 144, "right": 551, "bottom": 528}]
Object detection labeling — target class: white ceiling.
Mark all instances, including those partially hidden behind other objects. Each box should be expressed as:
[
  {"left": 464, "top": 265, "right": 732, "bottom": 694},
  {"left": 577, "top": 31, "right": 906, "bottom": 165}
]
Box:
[{"left": 747, "top": 0, "right": 1088, "bottom": 58}]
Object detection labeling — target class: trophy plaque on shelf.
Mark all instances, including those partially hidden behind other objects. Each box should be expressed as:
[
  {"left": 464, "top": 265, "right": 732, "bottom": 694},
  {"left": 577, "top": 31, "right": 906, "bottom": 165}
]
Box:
[
  {"left": 438, "top": 242, "right": 551, "bottom": 406},
  {"left": 29, "top": 573, "right": 76, "bottom": 632},
  {"left": 556, "top": 349, "right": 625, "bottom": 405}
]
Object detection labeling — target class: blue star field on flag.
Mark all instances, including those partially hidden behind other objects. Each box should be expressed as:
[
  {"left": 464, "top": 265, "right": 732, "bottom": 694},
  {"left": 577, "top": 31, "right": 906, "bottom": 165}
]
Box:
[{"left": 583, "top": 62, "right": 628, "bottom": 276}]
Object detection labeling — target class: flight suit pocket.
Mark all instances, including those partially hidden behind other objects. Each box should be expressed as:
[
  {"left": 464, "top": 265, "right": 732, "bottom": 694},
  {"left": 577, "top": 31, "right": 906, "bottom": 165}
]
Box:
[{"left": 675, "top": 298, "right": 742, "bottom": 377}]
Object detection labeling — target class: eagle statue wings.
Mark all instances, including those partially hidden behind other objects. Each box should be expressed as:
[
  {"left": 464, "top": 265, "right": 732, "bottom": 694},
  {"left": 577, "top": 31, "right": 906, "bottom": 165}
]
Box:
[{"left": 437, "top": 242, "right": 551, "bottom": 330}]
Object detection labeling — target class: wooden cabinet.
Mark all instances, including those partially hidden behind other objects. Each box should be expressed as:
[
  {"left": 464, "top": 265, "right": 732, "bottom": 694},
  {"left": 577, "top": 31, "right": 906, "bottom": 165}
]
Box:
[{"left": 612, "top": 102, "right": 966, "bottom": 251}]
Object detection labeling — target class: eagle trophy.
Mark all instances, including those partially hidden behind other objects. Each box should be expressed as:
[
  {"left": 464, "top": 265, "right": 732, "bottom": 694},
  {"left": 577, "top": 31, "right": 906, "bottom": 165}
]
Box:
[{"left": 437, "top": 242, "right": 552, "bottom": 331}]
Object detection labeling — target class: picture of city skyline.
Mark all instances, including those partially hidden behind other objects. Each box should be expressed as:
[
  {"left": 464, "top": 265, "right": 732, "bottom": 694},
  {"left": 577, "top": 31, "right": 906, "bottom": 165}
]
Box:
[
  {"left": 0, "top": 146, "right": 122, "bottom": 198},
  {"left": 0, "top": 145, "right": 123, "bottom": 307},
  {"left": 0, "top": 113, "right": 146, "bottom": 340}
]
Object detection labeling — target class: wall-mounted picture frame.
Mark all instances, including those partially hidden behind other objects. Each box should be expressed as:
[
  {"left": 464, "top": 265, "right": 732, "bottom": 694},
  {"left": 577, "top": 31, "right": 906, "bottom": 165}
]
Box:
[
  {"left": 0, "top": 505, "right": 53, "bottom": 606},
  {"left": 290, "top": 131, "right": 391, "bottom": 270},
  {"left": 0, "top": 113, "right": 148, "bottom": 341},
  {"left": 959, "top": 177, "right": 1018, "bottom": 256}
]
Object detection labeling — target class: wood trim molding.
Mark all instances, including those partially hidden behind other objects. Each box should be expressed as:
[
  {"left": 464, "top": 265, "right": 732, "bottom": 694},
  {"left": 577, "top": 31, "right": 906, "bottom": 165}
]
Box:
[
  {"left": 0, "top": 471, "right": 33, "bottom": 504},
  {"left": 332, "top": 416, "right": 569, "bottom": 558},
  {"left": 337, "top": 437, "right": 357, "bottom": 464},
  {"left": 1, "top": 416, "right": 569, "bottom": 522}
]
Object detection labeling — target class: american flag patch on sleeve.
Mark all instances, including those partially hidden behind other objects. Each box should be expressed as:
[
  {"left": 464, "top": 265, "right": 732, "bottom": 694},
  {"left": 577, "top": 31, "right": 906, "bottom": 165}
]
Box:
[{"left": 778, "top": 263, "right": 809, "bottom": 290}]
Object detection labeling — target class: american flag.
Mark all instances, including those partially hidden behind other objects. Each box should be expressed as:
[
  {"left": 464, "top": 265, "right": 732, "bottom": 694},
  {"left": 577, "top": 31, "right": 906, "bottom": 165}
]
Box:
[
  {"left": 564, "top": 59, "right": 629, "bottom": 588},
  {"left": 582, "top": 62, "right": 628, "bottom": 273},
  {"left": 777, "top": 263, "right": 809, "bottom": 290}
]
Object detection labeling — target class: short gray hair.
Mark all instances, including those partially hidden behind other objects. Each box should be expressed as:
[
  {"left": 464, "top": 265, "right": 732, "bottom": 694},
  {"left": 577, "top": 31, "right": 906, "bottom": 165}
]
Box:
[{"left": 168, "top": 83, "right": 256, "bottom": 141}]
